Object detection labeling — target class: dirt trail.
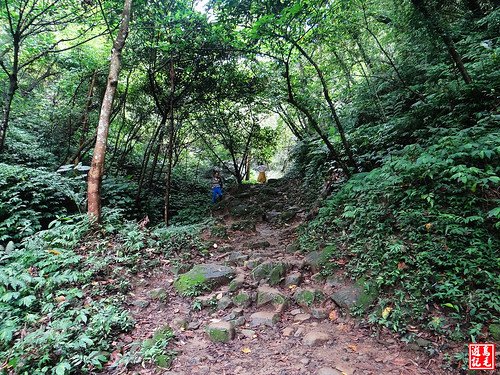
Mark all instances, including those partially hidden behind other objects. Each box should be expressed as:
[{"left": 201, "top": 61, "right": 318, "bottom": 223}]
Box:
[{"left": 109, "top": 181, "right": 451, "bottom": 375}]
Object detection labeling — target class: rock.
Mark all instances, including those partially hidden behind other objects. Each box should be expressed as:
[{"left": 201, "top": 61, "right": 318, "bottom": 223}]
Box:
[
  {"left": 290, "top": 308, "right": 302, "bottom": 316},
  {"left": 241, "top": 329, "right": 256, "bottom": 338},
  {"left": 250, "top": 311, "right": 280, "bottom": 327},
  {"left": 148, "top": 288, "right": 169, "bottom": 302},
  {"left": 325, "top": 276, "right": 343, "bottom": 288},
  {"left": 227, "top": 308, "right": 244, "bottom": 319},
  {"left": 172, "top": 317, "right": 188, "bottom": 330},
  {"left": 206, "top": 321, "right": 235, "bottom": 343},
  {"left": 304, "top": 246, "right": 335, "bottom": 272},
  {"left": 232, "top": 316, "right": 246, "bottom": 327},
  {"left": 174, "top": 263, "right": 235, "bottom": 296},
  {"left": 217, "top": 296, "right": 233, "bottom": 310},
  {"left": 294, "top": 288, "right": 324, "bottom": 307},
  {"left": 311, "top": 308, "right": 328, "bottom": 320},
  {"left": 331, "top": 285, "right": 363, "bottom": 310},
  {"left": 132, "top": 299, "right": 150, "bottom": 308},
  {"left": 227, "top": 252, "right": 249, "bottom": 266},
  {"left": 294, "top": 313, "right": 311, "bottom": 323},
  {"left": 489, "top": 323, "right": 500, "bottom": 341},
  {"left": 317, "top": 368, "right": 342, "bottom": 375},
  {"left": 5, "top": 241, "right": 15, "bottom": 253},
  {"left": 300, "top": 358, "right": 310, "bottom": 365},
  {"left": 283, "top": 327, "right": 294, "bottom": 336},
  {"left": 232, "top": 291, "right": 252, "bottom": 307},
  {"left": 303, "top": 331, "right": 331, "bottom": 346},
  {"left": 285, "top": 272, "right": 302, "bottom": 287},
  {"left": 279, "top": 209, "right": 297, "bottom": 222},
  {"left": 256, "top": 285, "right": 288, "bottom": 308},
  {"left": 294, "top": 327, "right": 305, "bottom": 337},
  {"left": 252, "top": 261, "right": 287, "bottom": 285},
  {"left": 188, "top": 321, "right": 201, "bottom": 330},
  {"left": 228, "top": 274, "right": 245, "bottom": 292},
  {"left": 264, "top": 210, "right": 281, "bottom": 222}
]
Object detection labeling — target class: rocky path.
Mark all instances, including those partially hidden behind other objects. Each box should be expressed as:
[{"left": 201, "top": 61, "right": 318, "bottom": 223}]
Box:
[{"left": 110, "top": 182, "right": 450, "bottom": 375}]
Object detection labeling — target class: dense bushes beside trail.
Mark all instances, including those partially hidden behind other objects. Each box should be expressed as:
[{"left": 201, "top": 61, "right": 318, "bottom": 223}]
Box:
[
  {"left": 0, "top": 164, "right": 82, "bottom": 242},
  {"left": 0, "top": 212, "right": 208, "bottom": 373},
  {"left": 300, "top": 128, "right": 500, "bottom": 342}
]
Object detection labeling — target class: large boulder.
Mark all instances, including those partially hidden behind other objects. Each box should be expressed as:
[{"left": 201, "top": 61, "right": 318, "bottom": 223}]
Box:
[{"left": 174, "top": 263, "right": 235, "bottom": 296}]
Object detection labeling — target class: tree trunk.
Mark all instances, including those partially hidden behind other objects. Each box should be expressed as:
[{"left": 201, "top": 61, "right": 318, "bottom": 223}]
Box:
[
  {"left": 87, "top": 0, "right": 132, "bottom": 221},
  {"left": 0, "top": 38, "right": 20, "bottom": 153},
  {"left": 411, "top": 0, "right": 472, "bottom": 84},
  {"left": 288, "top": 39, "right": 358, "bottom": 172},
  {"left": 164, "top": 61, "right": 175, "bottom": 226},
  {"left": 284, "top": 60, "right": 351, "bottom": 176}
]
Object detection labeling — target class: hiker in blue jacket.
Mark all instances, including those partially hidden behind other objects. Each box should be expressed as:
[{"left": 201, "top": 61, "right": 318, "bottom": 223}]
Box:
[{"left": 211, "top": 170, "right": 223, "bottom": 203}]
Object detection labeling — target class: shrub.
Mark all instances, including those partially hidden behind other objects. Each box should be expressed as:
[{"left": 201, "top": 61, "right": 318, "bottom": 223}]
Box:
[
  {"left": 301, "top": 128, "right": 500, "bottom": 340},
  {"left": 0, "top": 163, "right": 82, "bottom": 242}
]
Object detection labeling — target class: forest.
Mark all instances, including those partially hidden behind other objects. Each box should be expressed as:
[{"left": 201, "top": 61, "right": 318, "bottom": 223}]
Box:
[{"left": 0, "top": 0, "right": 499, "bottom": 374}]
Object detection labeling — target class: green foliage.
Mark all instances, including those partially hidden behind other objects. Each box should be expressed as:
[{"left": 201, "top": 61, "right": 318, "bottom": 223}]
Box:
[
  {"left": 302, "top": 129, "right": 500, "bottom": 339},
  {"left": 0, "top": 163, "right": 82, "bottom": 242},
  {"left": 0, "top": 216, "right": 134, "bottom": 374}
]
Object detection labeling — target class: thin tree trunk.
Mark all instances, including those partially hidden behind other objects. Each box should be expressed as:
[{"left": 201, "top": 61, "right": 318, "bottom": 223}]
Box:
[
  {"left": 284, "top": 60, "right": 350, "bottom": 176},
  {"left": 164, "top": 61, "right": 175, "bottom": 226},
  {"left": 411, "top": 0, "right": 472, "bottom": 84},
  {"left": 87, "top": 0, "right": 132, "bottom": 221},
  {"left": 288, "top": 38, "right": 358, "bottom": 172},
  {"left": 0, "top": 38, "right": 19, "bottom": 153}
]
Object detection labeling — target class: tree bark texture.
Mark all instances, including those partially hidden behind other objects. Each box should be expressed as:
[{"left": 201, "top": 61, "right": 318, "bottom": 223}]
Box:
[
  {"left": 411, "top": 0, "right": 472, "bottom": 84},
  {"left": 87, "top": 0, "right": 132, "bottom": 221},
  {"left": 164, "top": 61, "right": 175, "bottom": 226}
]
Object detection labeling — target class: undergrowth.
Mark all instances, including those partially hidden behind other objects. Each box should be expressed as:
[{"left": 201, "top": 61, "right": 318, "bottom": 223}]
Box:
[
  {"left": 0, "top": 211, "right": 208, "bottom": 374},
  {"left": 301, "top": 128, "right": 500, "bottom": 343}
]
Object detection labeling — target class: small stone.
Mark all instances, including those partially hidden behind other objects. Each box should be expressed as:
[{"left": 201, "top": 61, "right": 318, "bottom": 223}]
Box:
[
  {"left": 294, "top": 288, "right": 323, "bottom": 307},
  {"left": 227, "top": 252, "right": 249, "bottom": 266},
  {"left": 232, "top": 291, "right": 252, "bottom": 307},
  {"left": 250, "top": 311, "right": 280, "bottom": 327},
  {"left": 311, "top": 273, "right": 323, "bottom": 282},
  {"left": 257, "top": 285, "right": 288, "bottom": 308},
  {"left": 294, "top": 313, "right": 311, "bottom": 323},
  {"left": 229, "top": 308, "right": 244, "bottom": 318},
  {"left": 132, "top": 299, "right": 150, "bottom": 308},
  {"left": 241, "top": 329, "right": 256, "bottom": 338},
  {"left": 294, "top": 327, "right": 305, "bottom": 337},
  {"left": 173, "top": 317, "right": 188, "bottom": 330},
  {"left": 232, "top": 316, "right": 246, "bottom": 327},
  {"left": 290, "top": 308, "right": 302, "bottom": 316},
  {"left": 228, "top": 274, "right": 245, "bottom": 292},
  {"left": 303, "top": 331, "right": 331, "bottom": 346},
  {"left": 244, "top": 258, "right": 262, "bottom": 270},
  {"left": 285, "top": 272, "right": 302, "bottom": 287},
  {"left": 317, "top": 368, "right": 342, "bottom": 375},
  {"left": 206, "top": 321, "right": 235, "bottom": 342},
  {"left": 283, "top": 327, "right": 294, "bottom": 336},
  {"left": 311, "top": 308, "right": 328, "bottom": 319},
  {"left": 217, "top": 296, "right": 233, "bottom": 310},
  {"left": 188, "top": 321, "right": 201, "bottom": 330},
  {"left": 300, "top": 358, "right": 310, "bottom": 365}
]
